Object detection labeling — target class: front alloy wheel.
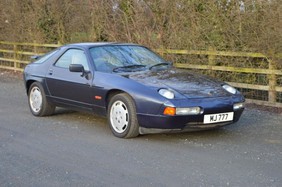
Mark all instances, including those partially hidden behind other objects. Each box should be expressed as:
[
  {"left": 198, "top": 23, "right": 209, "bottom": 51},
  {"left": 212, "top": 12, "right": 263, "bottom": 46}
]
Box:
[{"left": 108, "top": 93, "right": 139, "bottom": 138}]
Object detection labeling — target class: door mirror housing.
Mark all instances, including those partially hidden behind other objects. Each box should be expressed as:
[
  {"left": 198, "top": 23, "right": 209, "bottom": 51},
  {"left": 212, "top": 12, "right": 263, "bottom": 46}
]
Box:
[
  {"left": 69, "top": 64, "right": 84, "bottom": 73},
  {"left": 69, "top": 64, "right": 92, "bottom": 80}
]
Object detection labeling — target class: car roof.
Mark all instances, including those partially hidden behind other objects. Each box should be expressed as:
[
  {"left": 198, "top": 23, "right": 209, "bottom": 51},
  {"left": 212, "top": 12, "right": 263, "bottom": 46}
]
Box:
[{"left": 65, "top": 42, "right": 140, "bottom": 49}]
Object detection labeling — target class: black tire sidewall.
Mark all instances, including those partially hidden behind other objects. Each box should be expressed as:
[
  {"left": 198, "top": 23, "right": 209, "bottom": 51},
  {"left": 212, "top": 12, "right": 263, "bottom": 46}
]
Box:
[
  {"left": 28, "top": 82, "right": 42, "bottom": 116},
  {"left": 28, "top": 82, "right": 53, "bottom": 116},
  {"left": 108, "top": 93, "right": 139, "bottom": 138}
]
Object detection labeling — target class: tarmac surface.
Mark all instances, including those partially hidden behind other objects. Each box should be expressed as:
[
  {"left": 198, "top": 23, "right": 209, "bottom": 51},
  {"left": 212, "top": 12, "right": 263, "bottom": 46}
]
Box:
[{"left": 0, "top": 70, "right": 282, "bottom": 186}]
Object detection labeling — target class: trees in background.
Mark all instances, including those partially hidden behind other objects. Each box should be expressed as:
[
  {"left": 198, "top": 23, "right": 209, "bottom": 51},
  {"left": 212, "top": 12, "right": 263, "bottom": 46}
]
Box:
[{"left": 0, "top": 0, "right": 281, "bottom": 53}]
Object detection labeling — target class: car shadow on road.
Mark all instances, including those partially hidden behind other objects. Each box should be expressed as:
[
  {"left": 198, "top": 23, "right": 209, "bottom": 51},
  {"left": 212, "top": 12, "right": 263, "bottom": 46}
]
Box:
[
  {"left": 139, "top": 128, "right": 234, "bottom": 141},
  {"left": 48, "top": 108, "right": 249, "bottom": 143},
  {"left": 53, "top": 107, "right": 77, "bottom": 115}
]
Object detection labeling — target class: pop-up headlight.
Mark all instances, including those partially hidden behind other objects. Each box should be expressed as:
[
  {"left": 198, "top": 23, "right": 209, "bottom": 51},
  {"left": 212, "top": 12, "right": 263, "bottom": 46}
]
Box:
[
  {"left": 222, "top": 85, "right": 237, "bottom": 94},
  {"left": 158, "top": 89, "right": 175, "bottom": 99}
]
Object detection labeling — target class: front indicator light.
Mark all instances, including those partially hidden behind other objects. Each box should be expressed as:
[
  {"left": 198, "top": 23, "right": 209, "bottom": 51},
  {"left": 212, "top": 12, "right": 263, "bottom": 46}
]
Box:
[
  {"left": 233, "top": 102, "right": 245, "bottom": 110},
  {"left": 176, "top": 107, "right": 201, "bottom": 115},
  {"left": 163, "top": 107, "right": 176, "bottom": 116}
]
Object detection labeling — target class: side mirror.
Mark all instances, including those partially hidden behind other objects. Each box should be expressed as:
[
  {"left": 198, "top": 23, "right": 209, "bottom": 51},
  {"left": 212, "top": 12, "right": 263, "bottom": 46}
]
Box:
[
  {"left": 69, "top": 64, "right": 92, "bottom": 80},
  {"left": 69, "top": 64, "right": 84, "bottom": 73}
]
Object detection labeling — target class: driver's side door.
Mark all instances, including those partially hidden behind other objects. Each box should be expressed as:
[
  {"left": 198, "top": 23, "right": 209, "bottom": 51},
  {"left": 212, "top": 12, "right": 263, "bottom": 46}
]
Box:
[{"left": 46, "top": 48, "right": 93, "bottom": 109}]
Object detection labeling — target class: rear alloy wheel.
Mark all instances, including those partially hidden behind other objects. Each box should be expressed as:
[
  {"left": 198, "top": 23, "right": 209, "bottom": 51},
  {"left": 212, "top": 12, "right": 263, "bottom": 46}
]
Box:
[
  {"left": 28, "top": 82, "right": 55, "bottom": 116},
  {"left": 108, "top": 93, "right": 139, "bottom": 138}
]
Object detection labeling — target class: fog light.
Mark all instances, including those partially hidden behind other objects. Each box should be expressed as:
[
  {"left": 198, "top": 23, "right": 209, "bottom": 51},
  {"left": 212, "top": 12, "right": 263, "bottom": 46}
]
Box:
[
  {"left": 233, "top": 102, "right": 244, "bottom": 110},
  {"left": 176, "top": 107, "right": 201, "bottom": 115}
]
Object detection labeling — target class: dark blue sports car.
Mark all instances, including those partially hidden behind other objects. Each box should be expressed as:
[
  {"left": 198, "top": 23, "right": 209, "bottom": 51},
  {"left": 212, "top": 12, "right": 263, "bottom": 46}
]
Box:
[{"left": 23, "top": 43, "right": 245, "bottom": 138}]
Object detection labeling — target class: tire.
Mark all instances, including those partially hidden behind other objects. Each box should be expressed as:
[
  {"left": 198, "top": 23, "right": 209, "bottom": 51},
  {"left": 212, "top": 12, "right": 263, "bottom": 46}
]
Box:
[
  {"left": 28, "top": 82, "right": 55, "bottom": 116},
  {"left": 108, "top": 93, "right": 139, "bottom": 138}
]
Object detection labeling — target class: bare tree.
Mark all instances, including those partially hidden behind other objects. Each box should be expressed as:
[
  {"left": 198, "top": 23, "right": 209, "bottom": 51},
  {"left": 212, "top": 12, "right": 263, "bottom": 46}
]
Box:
[{"left": 0, "top": 0, "right": 280, "bottom": 55}]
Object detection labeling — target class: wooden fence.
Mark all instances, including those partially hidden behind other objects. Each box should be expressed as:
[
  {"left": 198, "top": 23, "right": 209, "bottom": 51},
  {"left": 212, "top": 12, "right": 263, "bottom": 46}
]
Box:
[
  {"left": 0, "top": 41, "right": 282, "bottom": 108},
  {"left": 0, "top": 41, "right": 61, "bottom": 71},
  {"left": 156, "top": 49, "right": 282, "bottom": 108}
]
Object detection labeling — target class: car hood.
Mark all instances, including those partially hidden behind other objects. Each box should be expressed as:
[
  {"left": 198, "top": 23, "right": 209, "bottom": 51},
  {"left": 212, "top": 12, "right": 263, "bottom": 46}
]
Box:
[{"left": 127, "top": 68, "right": 230, "bottom": 99}]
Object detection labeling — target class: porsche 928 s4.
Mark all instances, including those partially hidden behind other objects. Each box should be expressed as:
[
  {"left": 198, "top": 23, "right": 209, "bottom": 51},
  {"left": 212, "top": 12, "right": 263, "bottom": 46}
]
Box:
[{"left": 23, "top": 43, "right": 245, "bottom": 138}]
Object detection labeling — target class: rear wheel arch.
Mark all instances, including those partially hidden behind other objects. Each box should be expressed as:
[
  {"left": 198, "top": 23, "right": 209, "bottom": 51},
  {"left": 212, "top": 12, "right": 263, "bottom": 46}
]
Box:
[{"left": 26, "top": 80, "right": 36, "bottom": 94}]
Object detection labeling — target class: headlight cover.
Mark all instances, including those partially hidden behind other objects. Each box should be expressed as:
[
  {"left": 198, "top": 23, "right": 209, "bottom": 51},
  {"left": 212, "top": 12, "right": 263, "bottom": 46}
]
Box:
[
  {"left": 222, "top": 84, "right": 237, "bottom": 94},
  {"left": 158, "top": 89, "right": 175, "bottom": 99}
]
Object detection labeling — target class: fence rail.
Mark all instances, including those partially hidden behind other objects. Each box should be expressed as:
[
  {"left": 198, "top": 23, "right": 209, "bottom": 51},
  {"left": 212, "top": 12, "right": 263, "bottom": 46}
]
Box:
[
  {"left": 1, "top": 41, "right": 282, "bottom": 108},
  {"left": 157, "top": 48, "right": 282, "bottom": 108},
  {"left": 0, "top": 41, "right": 61, "bottom": 71}
]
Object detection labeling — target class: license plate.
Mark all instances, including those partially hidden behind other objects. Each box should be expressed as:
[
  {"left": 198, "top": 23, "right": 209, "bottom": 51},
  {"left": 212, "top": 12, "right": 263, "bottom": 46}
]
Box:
[{"left": 203, "top": 112, "right": 234, "bottom": 124}]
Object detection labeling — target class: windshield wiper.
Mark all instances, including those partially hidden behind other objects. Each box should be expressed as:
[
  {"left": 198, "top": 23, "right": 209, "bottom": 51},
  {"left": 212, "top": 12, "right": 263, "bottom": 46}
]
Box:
[
  {"left": 149, "top": 62, "right": 172, "bottom": 70},
  {"left": 113, "top": 64, "right": 146, "bottom": 72}
]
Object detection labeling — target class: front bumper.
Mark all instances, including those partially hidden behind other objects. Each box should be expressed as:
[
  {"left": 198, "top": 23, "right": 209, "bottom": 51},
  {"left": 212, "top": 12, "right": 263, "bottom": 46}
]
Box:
[
  {"left": 137, "top": 108, "right": 243, "bottom": 129},
  {"left": 136, "top": 96, "right": 245, "bottom": 133},
  {"left": 139, "top": 121, "right": 233, "bottom": 134}
]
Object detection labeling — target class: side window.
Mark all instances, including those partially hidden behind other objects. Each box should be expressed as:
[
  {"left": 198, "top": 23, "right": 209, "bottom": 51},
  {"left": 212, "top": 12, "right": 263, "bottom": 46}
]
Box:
[
  {"left": 33, "top": 49, "right": 58, "bottom": 64},
  {"left": 55, "top": 49, "right": 89, "bottom": 70}
]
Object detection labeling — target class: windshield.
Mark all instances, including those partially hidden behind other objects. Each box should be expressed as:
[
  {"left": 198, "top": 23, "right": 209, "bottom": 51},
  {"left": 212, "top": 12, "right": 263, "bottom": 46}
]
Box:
[{"left": 89, "top": 45, "right": 167, "bottom": 72}]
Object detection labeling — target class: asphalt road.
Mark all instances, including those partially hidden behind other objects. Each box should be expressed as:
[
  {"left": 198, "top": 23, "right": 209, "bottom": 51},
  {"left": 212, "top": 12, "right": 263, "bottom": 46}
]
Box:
[{"left": 1, "top": 71, "right": 282, "bottom": 187}]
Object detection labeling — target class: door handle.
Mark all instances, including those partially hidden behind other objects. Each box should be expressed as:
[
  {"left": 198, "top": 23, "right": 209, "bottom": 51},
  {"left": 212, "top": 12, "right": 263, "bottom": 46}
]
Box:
[{"left": 48, "top": 69, "right": 53, "bottom": 75}]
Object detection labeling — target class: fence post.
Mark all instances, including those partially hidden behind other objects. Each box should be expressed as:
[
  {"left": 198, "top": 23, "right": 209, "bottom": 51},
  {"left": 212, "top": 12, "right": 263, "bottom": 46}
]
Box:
[
  {"left": 33, "top": 40, "right": 38, "bottom": 54},
  {"left": 208, "top": 46, "right": 216, "bottom": 76},
  {"left": 268, "top": 55, "right": 277, "bottom": 103},
  {"left": 13, "top": 44, "right": 18, "bottom": 71},
  {"left": 158, "top": 45, "right": 164, "bottom": 57}
]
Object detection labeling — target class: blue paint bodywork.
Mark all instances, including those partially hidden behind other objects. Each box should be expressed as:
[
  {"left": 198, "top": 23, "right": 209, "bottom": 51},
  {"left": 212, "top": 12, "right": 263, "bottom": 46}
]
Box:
[{"left": 23, "top": 43, "right": 245, "bottom": 133}]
